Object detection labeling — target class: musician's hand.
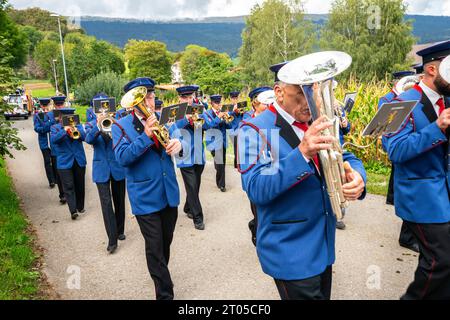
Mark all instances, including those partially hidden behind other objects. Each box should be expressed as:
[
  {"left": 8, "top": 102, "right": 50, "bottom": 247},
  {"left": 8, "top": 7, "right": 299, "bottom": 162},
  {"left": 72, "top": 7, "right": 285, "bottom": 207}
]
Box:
[
  {"left": 342, "top": 162, "right": 365, "bottom": 201},
  {"left": 218, "top": 112, "right": 227, "bottom": 119},
  {"left": 436, "top": 109, "right": 450, "bottom": 130},
  {"left": 233, "top": 105, "right": 240, "bottom": 114},
  {"left": 166, "top": 139, "right": 182, "bottom": 156},
  {"left": 186, "top": 114, "right": 193, "bottom": 121},
  {"left": 144, "top": 115, "right": 158, "bottom": 138},
  {"left": 340, "top": 117, "right": 349, "bottom": 129},
  {"left": 299, "top": 116, "right": 334, "bottom": 160}
]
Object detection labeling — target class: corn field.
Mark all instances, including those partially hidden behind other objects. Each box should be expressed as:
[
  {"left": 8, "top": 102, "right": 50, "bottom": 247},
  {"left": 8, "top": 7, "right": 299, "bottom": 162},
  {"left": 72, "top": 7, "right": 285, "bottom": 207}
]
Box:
[{"left": 335, "top": 76, "right": 392, "bottom": 169}]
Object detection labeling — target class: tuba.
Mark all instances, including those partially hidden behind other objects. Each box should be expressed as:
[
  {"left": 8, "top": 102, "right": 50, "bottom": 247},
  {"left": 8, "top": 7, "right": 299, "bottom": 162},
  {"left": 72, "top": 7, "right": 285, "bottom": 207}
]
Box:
[
  {"left": 278, "top": 51, "right": 353, "bottom": 220},
  {"left": 394, "top": 75, "right": 420, "bottom": 96},
  {"left": 120, "top": 86, "right": 170, "bottom": 148}
]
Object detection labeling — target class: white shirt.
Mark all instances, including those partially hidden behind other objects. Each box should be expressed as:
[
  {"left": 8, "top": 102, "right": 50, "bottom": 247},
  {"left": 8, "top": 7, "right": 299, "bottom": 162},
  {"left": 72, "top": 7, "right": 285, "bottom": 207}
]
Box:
[
  {"left": 273, "top": 101, "right": 310, "bottom": 163},
  {"left": 419, "top": 81, "right": 444, "bottom": 116},
  {"left": 273, "top": 101, "right": 306, "bottom": 140}
]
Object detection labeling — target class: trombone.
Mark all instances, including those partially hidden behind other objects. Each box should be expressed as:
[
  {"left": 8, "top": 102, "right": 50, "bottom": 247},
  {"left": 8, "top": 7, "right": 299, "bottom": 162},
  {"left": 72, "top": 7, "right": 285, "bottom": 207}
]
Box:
[{"left": 120, "top": 86, "right": 170, "bottom": 148}]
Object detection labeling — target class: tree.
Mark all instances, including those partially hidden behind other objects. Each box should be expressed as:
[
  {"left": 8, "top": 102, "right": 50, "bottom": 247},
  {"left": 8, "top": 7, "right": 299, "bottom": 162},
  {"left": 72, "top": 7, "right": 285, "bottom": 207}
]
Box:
[
  {"left": 180, "top": 45, "right": 243, "bottom": 94},
  {"left": 125, "top": 40, "right": 173, "bottom": 84},
  {"left": 239, "top": 0, "right": 316, "bottom": 87},
  {"left": 75, "top": 72, "right": 127, "bottom": 106},
  {"left": 0, "top": 4, "right": 28, "bottom": 69},
  {"left": 7, "top": 7, "right": 69, "bottom": 35},
  {"left": 321, "top": 0, "right": 415, "bottom": 81},
  {"left": 0, "top": 2, "right": 26, "bottom": 158},
  {"left": 19, "top": 25, "right": 44, "bottom": 54}
]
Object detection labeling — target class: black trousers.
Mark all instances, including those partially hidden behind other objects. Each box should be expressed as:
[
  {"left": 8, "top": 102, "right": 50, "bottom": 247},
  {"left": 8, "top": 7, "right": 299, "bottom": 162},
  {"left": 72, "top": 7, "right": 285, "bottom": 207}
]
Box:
[
  {"left": 51, "top": 155, "right": 64, "bottom": 200},
  {"left": 211, "top": 149, "right": 226, "bottom": 189},
  {"left": 58, "top": 161, "right": 86, "bottom": 215},
  {"left": 41, "top": 148, "right": 56, "bottom": 185},
  {"left": 181, "top": 165, "right": 205, "bottom": 224},
  {"left": 233, "top": 136, "right": 238, "bottom": 169},
  {"left": 402, "top": 221, "right": 450, "bottom": 300},
  {"left": 386, "top": 166, "right": 395, "bottom": 205},
  {"left": 136, "top": 207, "right": 178, "bottom": 300},
  {"left": 248, "top": 201, "right": 257, "bottom": 247},
  {"left": 275, "top": 266, "right": 333, "bottom": 300},
  {"left": 96, "top": 178, "right": 126, "bottom": 246}
]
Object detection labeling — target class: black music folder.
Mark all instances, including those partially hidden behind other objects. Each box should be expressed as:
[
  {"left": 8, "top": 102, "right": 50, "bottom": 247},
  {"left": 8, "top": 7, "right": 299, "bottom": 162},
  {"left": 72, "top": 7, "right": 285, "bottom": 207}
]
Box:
[
  {"left": 62, "top": 114, "right": 81, "bottom": 127},
  {"left": 93, "top": 98, "right": 116, "bottom": 114},
  {"left": 362, "top": 101, "right": 418, "bottom": 137},
  {"left": 159, "top": 102, "right": 188, "bottom": 125}
]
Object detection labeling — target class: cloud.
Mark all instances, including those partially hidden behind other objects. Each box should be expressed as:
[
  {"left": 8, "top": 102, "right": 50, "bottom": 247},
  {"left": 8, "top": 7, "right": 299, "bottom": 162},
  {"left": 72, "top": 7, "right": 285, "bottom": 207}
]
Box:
[{"left": 8, "top": 0, "right": 450, "bottom": 18}]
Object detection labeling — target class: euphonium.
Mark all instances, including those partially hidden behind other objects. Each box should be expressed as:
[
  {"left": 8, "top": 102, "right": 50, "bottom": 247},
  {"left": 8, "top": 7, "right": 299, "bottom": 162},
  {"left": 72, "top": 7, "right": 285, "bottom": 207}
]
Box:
[
  {"left": 278, "top": 51, "right": 353, "bottom": 220},
  {"left": 120, "top": 86, "right": 170, "bottom": 148},
  {"left": 394, "top": 75, "right": 420, "bottom": 96}
]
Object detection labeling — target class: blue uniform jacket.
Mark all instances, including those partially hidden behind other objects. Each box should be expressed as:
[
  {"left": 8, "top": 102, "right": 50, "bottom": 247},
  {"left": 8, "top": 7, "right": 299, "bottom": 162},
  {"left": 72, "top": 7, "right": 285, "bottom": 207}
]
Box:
[
  {"left": 378, "top": 91, "right": 397, "bottom": 109},
  {"left": 204, "top": 109, "right": 239, "bottom": 152},
  {"left": 47, "top": 111, "right": 59, "bottom": 157},
  {"left": 112, "top": 113, "right": 180, "bottom": 215},
  {"left": 50, "top": 123, "right": 87, "bottom": 170},
  {"left": 33, "top": 113, "right": 51, "bottom": 150},
  {"left": 171, "top": 113, "right": 212, "bottom": 168},
  {"left": 238, "top": 108, "right": 367, "bottom": 281},
  {"left": 85, "top": 118, "right": 125, "bottom": 184},
  {"left": 382, "top": 86, "right": 450, "bottom": 223}
]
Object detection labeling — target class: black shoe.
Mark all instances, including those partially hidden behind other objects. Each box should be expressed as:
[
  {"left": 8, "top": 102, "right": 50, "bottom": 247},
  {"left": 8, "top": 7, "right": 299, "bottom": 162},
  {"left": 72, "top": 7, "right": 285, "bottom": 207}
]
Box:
[
  {"left": 399, "top": 242, "right": 419, "bottom": 253},
  {"left": 107, "top": 244, "right": 118, "bottom": 254},
  {"left": 71, "top": 213, "right": 79, "bottom": 220},
  {"left": 78, "top": 209, "right": 85, "bottom": 214},
  {"left": 60, "top": 198, "right": 67, "bottom": 205},
  {"left": 186, "top": 213, "right": 194, "bottom": 219},
  {"left": 336, "top": 220, "right": 346, "bottom": 230},
  {"left": 118, "top": 234, "right": 126, "bottom": 241},
  {"left": 194, "top": 222, "right": 205, "bottom": 230},
  {"left": 220, "top": 187, "right": 226, "bottom": 193},
  {"left": 49, "top": 183, "right": 56, "bottom": 189}
]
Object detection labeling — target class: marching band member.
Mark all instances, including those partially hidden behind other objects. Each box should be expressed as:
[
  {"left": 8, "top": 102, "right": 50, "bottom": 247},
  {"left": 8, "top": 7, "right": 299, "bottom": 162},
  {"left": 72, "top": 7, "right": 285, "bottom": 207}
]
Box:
[
  {"left": 85, "top": 93, "right": 126, "bottom": 254},
  {"left": 229, "top": 91, "right": 242, "bottom": 169},
  {"left": 50, "top": 107, "right": 87, "bottom": 220},
  {"left": 47, "top": 96, "right": 67, "bottom": 204},
  {"left": 205, "top": 94, "right": 234, "bottom": 192},
  {"left": 238, "top": 77, "right": 367, "bottom": 300},
  {"left": 380, "top": 71, "right": 420, "bottom": 252},
  {"left": 175, "top": 85, "right": 210, "bottom": 230},
  {"left": 383, "top": 41, "right": 450, "bottom": 300},
  {"left": 33, "top": 98, "right": 57, "bottom": 189},
  {"left": 155, "top": 98, "right": 164, "bottom": 113},
  {"left": 112, "top": 77, "right": 183, "bottom": 300}
]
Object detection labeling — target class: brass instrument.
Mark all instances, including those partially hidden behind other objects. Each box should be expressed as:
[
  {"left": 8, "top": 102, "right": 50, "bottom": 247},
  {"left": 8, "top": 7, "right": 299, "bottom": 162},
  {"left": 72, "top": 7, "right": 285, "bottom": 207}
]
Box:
[
  {"left": 439, "top": 55, "right": 450, "bottom": 83},
  {"left": 191, "top": 105, "right": 205, "bottom": 128},
  {"left": 120, "top": 86, "right": 170, "bottom": 148},
  {"left": 65, "top": 116, "right": 81, "bottom": 140},
  {"left": 222, "top": 113, "right": 234, "bottom": 124},
  {"left": 394, "top": 75, "right": 420, "bottom": 96},
  {"left": 278, "top": 51, "right": 353, "bottom": 220}
]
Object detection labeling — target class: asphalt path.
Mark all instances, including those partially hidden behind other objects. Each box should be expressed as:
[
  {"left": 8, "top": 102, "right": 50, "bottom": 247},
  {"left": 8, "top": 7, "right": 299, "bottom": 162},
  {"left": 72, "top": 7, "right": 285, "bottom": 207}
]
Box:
[{"left": 6, "top": 119, "right": 417, "bottom": 300}]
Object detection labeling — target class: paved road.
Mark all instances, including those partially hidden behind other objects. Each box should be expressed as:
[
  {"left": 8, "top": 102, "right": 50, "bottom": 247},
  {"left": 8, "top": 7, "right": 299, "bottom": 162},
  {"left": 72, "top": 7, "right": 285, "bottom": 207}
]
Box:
[{"left": 6, "top": 119, "right": 417, "bottom": 300}]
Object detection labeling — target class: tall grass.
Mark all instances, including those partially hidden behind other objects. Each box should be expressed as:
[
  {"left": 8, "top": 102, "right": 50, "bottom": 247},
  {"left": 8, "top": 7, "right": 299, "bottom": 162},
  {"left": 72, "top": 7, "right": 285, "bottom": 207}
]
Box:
[
  {"left": 0, "top": 158, "right": 40, "bottom": 300},
  {"left": 335, "top": 76, "right": 392, "bottom": 169}
]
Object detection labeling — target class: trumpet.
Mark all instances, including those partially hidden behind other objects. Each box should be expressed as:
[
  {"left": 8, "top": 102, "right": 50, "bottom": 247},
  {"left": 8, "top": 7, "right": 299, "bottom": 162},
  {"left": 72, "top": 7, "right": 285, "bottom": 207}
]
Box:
[
  {"left": 97, "top": 111, "right": 116, "bottom": 137},
  {"left": 65, "top": 116, "right": 80, "bottom": 140},
  {"left": 278, "top": 51, "right": 353, "bottom": 220},
  {"left": 191, "top": 105, "right": 205, "bottom": 128},
  {"left": 120, "top": 86, "right": 170, "bottom": 148}
]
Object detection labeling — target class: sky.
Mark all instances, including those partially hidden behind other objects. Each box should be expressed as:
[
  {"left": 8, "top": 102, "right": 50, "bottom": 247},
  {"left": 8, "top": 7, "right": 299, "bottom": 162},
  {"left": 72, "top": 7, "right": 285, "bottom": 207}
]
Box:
[{"left": 9, "top": 0, "right": 450, "bottom": 19}]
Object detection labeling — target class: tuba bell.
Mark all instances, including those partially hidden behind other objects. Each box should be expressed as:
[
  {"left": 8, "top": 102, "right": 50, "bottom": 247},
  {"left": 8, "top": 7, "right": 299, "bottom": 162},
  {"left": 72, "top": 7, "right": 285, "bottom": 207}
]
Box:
[
  {"left": 394, "top": 75, "right": 420, "bottom": 96},
  {"left": 120, "top": 86, "right": 170, "bottom": 148},
  {"left": 278, "top": 51, "right": 353, "bottom": 220}
]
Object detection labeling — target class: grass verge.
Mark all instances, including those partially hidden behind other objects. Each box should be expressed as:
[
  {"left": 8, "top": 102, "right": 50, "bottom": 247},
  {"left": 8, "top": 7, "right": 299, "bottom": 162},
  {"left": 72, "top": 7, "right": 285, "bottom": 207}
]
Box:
[{"left": 0, "top": 158, "right": 41, "bottom": 300}]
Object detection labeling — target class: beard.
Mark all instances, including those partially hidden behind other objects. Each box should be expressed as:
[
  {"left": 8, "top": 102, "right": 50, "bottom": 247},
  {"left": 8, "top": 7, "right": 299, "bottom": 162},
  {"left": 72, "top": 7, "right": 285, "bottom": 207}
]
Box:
[{"left": 434, "top": 74, "right": 450, "bottom": 96}]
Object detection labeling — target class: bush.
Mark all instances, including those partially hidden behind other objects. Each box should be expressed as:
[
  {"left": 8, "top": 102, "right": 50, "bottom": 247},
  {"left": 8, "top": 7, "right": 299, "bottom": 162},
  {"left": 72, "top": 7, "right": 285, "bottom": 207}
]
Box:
[{"left": 75, "top": 72, "right": 127, "bottom": 106}]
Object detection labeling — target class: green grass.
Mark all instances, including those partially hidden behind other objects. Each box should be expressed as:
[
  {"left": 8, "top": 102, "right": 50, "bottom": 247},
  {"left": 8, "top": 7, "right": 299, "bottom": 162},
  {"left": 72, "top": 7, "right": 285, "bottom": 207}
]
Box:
[
  {"left": 0, "top": 158, "right": 40, "bottom": 300},
  {"left": 74, "top": 105, "right": 89, "bottom": 123},
  {"left": 366, "top": 171, "right": 389, "bottom": 197},
  {"left": 21, "top": 80, "right": 51, "bottom": 85},
  {"left": 32, "top": 88, "right": 57, "bottom": 99}
]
